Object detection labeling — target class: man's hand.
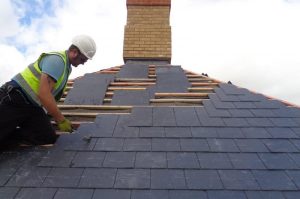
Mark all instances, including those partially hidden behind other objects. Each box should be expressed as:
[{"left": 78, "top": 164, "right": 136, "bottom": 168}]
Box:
[{"left": 57, "top": 118, "right": 73, "bottom": 132}]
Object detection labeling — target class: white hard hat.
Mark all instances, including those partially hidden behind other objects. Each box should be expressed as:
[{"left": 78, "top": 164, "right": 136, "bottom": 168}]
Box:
[{"left": 72, "top": 34, "right": 96, "bottom": 59}]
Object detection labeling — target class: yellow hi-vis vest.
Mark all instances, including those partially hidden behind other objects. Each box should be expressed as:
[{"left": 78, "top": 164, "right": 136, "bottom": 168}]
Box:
[{"left": 13, "top": 51, "right": 70, "bottom": 106}]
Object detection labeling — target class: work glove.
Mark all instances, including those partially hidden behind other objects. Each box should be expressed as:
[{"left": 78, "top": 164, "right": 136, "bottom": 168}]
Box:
[{"left": 57, "top": 118, "right": 73, "bottom": 132}]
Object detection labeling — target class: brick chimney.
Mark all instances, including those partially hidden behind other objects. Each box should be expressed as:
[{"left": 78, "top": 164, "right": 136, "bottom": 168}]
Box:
[{"left": 123, "top": 0, "right": 172, "bottom": 63}]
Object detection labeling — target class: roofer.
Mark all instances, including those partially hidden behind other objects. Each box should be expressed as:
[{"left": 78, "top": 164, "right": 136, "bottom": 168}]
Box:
[{"left": 0, "top": 34, "right": 96, "bottom": 145}]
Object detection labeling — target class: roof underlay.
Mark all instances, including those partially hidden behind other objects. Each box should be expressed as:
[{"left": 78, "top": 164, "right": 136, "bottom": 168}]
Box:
[{"left": 1, "top": 61, "right": 300, "bottom": 198}]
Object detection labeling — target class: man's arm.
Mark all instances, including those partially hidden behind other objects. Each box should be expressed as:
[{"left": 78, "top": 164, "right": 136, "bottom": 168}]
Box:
[{"left": 38, "top": 73, "right": 65, "bottom": 123}]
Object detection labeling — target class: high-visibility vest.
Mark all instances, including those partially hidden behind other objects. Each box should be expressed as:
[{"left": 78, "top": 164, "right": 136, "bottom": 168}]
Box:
[{"left": 13, "top": 51, "right": 71, "bottom": 106}]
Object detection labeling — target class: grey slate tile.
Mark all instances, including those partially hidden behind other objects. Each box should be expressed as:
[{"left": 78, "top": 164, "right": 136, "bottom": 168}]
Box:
[
  {"left": 128, "top": 107, "right": 153, "bottom": 126},
  {"left": 207, "top": 191, "right": 247, "bottom": 199},
  {"left": 241, "top": 128, "right": 272, "bottom": 138},
  {"left": 246, "top": 118, "right": 274, "bottom": 127},
  {"left": 250, "top": 109, "right": 277, "bottom": 117},
  {"left": 289, "top": 154, "right": 300, "bottom": 167},
  {"left": 197, "top": 153, "right": 233, "bottom": 169},
  {"left": 93, "top": 189, "right": 130, "bottom": 199},
  {"left": 195, "top": 107, "right": 225, "bottom": 127},
  {"left": 180, "top": 138, "right": 210, "bottom": 152},
  {"left": 155, "top": 66, "right": 190, "bottom": 93},
  {"left": 153, "top": 107, "right": 177, "bottom": 126},
  {"left": 77, "top": 123, "right": 114, "bottom": 138},
  {"left": 116, "top": 63, "right": 148, "bottom": 78},
  {"left": 259, "top": 153, "right": 298, "bottom": 169},
  {"left": 273, "top": 107, "right": 300, "bottom": 117},
  {"left": 56, "top": 134, "right": 96, "bottom": 151},
  {"left": 94, "top": 138, "right": 124, "bottom": 151},
  {"left": 223, "top": 118, "right": 249, "bottom": 127},
  {"left": 219, "top": 83, "right": 247, "bottom": 95},
  {"left": 228, "top": 153, "right": 266, "bottom": 169},
  {"left": 174, "top": 107, "right": 201, "bottom": 126},
  {"left": 203, "top": 100, "right": 231, "bottom": 117},
  {"left": 43, "top": 168, "right": 83, "bottom": 188},
  {"left": 207, "top": 138, "right": 240, "bottom": 152},
  {"left": 254, "top": 100, "right": 285, "bottom": 109},
  {"left": 165, "top": 127, "right": 192, "bottom": 137},
  {"left": 38, "top": 151, "right": 76, "bottom": 167},
  {"left": 216, "top": 128, "right": 245, "bottom": 138},
  {"left": 229, "top": 109, "right": 254, "bottom": 117},
  {"left": 287, "top": 170, "right": 300, "bottom": 189},
  {"left": 123, "top": 138, "right": 151, "bottom": 151},
  {"left": 266, "top": 128, "right": 298, "bottom": 138},
  {"left": 139, "top": 127, "right": 165, "bottom": 137},
  {"left": 238, "top": 93, "right": 267, "bottom": 102},
  {"left": 245, "top": 191, "right": 285, "bottom": 199},
  {"left": 111, "top": 90, "right": 150, "bottom": 105},
  {"left": 7, "top": 167, "right": 50, "bottom": 187},
  {"left": 16, "top": 188, "right": 56, "bottom": 199},
  {"left": 252, "top": 170, "right": 297, "bottom": 190},
  {"left": 79, "top": 168, "right": 116, "bottom": 188},
  {"left": 71, "top": 152, "right": 105, "bottom": 168},
  {"left": 191, "top": 127, "right": 218, "bottom": 138},
  {"left": 263, "top": 139, "right": 299, "bottom": 152},
  {"left": 87, "top": 114, "right": 119, "bottom": 137},
  {"left": 0, "top": 187, "right": 19, "bottom": 199},
  {"left": 209, "top": 94, "right": 235, "bottom": 109},
  {"left": 64, "top": 73, "right": 114, "bottom": 105},
  {"left": 292, "top": 128, "right": 300, "bottom": 137},
  {"left": 53, "top": 188, "right": 94, "bottom": 199},
  {"left": 234, "top": 101, "right": 256, "bottom": 109},
  {"left": 167, "top": 152, "right": 200, "bottom": 168},
  {"left": 115, "top": 169, "right": 150, "bottom": 188},
  {"left": 103, "top": 152, "right": 135, "bottom": 168},
  {"left": 135, "top": 152, "right": 167, "bottom": 168},
  {"left": 185, "top": 170, "right": 223, "bottom": 189},
  {"left": 214, "top": 88, "right": 241, "bottom": 102},
  {"left": 131, "top": 190, "right": 168, "bottom": 199},
  {"left": 235, "top": 139, "right": 269, "bottom": 152},
  {"left": 219, "top": 170, "right": 259, "bottom": 190},
  {"left": 152, "top": 138, "right": 180, "bottom": 151},
  {"left": 113, "top": 115, "right": 139, "bottom": 137},
  {"left": 284, "top": 191, "right": 300, "bottom": 199},
  {"left": 269, "top": 118, "right": 299, "bottom": 127},
  {"left": 169, "top": 190, "right": 207, "bottom": 199},
  {"left": 151, "top": 169, "right": 186, "bottom": 189},
  {"left": 0, "top": 168, "right": 17, "bottom": 186}
]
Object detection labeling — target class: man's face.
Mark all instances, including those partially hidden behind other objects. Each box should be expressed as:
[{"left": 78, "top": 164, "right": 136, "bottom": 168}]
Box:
[{"left": 71, "top": 50, "right": 88, "bottom": 67}]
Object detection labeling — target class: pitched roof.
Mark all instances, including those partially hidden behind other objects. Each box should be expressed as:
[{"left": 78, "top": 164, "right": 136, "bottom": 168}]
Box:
[{"left": 1, "top": 62, "right": 300, "bottom": 198}]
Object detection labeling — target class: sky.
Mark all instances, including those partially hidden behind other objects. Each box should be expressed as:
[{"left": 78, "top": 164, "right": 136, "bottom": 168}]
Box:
[{"left": 0, "top": 0, "right": 300, "bottom": 106}]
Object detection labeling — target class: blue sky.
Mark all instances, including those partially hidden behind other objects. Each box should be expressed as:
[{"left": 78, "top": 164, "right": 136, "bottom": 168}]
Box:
[{"left": 1, "top": 0, "right": 300, "bottom": 105}]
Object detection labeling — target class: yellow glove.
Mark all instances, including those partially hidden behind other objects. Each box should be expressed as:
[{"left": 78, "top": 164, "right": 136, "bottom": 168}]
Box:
[{"left": 57, "top": 118, "right": 73, "bottom": 132}]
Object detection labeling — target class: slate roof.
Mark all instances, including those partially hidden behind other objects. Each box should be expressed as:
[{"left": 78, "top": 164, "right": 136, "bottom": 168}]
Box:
[{"left": 1, "top": 62, "right": 300, "bottom": 199}]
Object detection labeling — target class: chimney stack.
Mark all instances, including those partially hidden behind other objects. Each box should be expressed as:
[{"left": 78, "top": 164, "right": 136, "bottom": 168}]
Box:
[{"left": 123, "top": 0, "right": 172, "bottom": 63}]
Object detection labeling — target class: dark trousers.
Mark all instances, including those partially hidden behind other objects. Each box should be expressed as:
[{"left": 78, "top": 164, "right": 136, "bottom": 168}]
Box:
[{"left": 0, "top": 82, "right": 58, "bottom": 145}]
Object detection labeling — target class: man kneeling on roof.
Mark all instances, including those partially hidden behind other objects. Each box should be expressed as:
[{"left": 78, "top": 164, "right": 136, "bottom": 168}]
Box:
[{"left": 0, "top": 35, "right": 96, "bottom": 145}]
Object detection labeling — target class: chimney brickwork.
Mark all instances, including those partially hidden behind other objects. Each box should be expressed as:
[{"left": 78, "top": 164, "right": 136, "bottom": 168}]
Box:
[{"left": 123, "top": 0, "right": 171, "bottom": 63}]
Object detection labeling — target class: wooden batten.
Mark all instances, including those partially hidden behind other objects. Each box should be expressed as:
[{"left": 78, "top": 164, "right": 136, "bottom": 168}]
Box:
[
  {"left": 58, "top": 105, "right": 132, "bottom": 110},
  {"left": 62, "top": 112, "right": 130, "bottom": 117},
  {"left": 191, "top": 82, "right": 219, "bottom": 87},
  {"left": 107, "top": 87, "right": 147, "bottom": 91},
  {"left": 188, "top": 87, "right": 215, "bottom": 92},
  {"left": 150, "top": 99, "right": 203, "bottom": 103},
  {"left": 155, "top": 93, "right": 209, "bottom": 98},
  {"left": 115, "top": 78, "right": 155, "bottom": 82},
  {"left": 110, "top": 82, "right": 155, "bottom": 86}
]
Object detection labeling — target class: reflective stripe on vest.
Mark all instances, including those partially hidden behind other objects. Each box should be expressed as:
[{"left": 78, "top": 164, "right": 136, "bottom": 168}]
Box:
[{"left": 13, "top": 51, "right": 70, "bottom": 106}]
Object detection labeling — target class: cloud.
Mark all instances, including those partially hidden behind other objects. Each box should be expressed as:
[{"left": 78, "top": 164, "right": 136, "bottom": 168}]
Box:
[
  {"left": 0, "top": 0, "right": 126, "bottom": 84},
  {"left": 171, "top": 0, "right": 300, "bottom": 105},
  {"left": 0, "top": 0, "right": 20, "bottom": 38}
]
